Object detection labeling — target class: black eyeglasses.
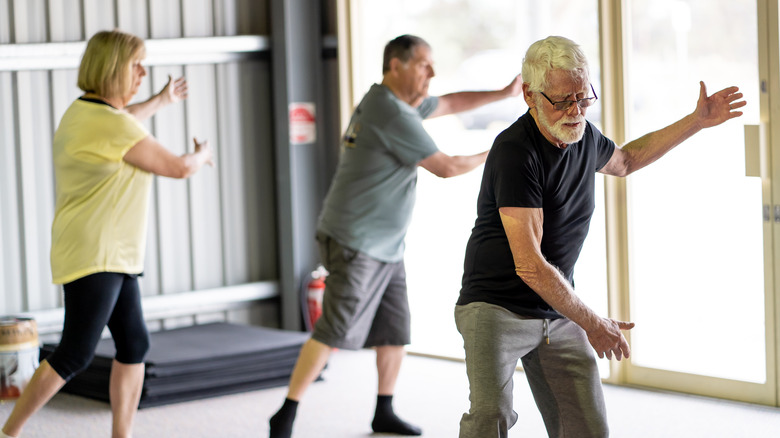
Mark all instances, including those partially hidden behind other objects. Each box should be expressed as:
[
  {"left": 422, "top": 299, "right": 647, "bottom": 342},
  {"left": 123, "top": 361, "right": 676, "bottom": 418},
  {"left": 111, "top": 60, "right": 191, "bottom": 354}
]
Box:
[{"left": 539, "top": 84, "right": 598, "bottom": 111}]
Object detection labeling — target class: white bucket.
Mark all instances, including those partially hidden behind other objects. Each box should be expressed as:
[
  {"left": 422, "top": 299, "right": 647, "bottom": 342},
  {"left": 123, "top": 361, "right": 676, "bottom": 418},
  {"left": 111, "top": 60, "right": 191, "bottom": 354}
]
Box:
[{"left": 0, "top": 317, "right": 39, "bottom": 401}]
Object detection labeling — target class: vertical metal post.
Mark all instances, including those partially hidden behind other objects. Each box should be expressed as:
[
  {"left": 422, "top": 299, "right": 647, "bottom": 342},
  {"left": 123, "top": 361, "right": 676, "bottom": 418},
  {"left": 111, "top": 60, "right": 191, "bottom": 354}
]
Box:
[{"left": 270, "top": 0, "right": 326, "bottom": 331}]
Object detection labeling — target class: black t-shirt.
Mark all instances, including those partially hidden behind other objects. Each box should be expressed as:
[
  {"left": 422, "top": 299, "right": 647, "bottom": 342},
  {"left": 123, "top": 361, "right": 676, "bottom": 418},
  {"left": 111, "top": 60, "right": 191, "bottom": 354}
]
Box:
[{"left": 458, "top": 110, "right": 616, "bottom": 319}]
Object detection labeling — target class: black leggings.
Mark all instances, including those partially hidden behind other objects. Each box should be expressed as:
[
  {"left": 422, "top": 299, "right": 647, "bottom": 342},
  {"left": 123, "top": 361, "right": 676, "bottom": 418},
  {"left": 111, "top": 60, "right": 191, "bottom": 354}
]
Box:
[{"left": 46, "top": 272, "right": 150, "bottom": 381}]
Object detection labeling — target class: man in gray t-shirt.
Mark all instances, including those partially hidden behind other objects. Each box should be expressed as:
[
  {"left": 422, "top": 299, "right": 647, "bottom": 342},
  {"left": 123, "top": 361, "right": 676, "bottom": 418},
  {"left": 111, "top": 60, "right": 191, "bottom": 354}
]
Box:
[
  {"left": 317, "top": 84, "right": 440, "bottom": 262},
  {"left": 269, "top": 35, "right": 523, "bottom": 438}
]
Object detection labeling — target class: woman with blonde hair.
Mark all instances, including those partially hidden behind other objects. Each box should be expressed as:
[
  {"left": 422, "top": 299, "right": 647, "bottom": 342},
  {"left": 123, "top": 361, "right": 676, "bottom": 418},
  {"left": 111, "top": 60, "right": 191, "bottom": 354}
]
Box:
[{"left": 1, "top": 29, "right": 213, "bottom": 438}]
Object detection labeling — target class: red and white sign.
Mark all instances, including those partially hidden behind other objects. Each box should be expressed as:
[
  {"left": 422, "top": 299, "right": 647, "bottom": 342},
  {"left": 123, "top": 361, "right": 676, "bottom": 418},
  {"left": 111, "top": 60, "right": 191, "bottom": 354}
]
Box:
[{"left": 289, "top": 102, "right": 316, "bottom": 144}]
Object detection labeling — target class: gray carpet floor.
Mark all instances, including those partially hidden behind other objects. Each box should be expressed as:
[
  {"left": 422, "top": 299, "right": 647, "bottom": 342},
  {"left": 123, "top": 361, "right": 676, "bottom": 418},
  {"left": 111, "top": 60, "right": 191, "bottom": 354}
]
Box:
[{"left": 3, "top": 348, "right": 780, "bottom": 437}]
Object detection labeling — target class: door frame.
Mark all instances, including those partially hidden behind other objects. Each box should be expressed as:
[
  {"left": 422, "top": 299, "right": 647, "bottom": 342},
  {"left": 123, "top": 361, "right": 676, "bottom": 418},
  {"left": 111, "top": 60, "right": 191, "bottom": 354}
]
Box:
[{"left": 615, "top": 0, "right": 778, "bottom": 406}]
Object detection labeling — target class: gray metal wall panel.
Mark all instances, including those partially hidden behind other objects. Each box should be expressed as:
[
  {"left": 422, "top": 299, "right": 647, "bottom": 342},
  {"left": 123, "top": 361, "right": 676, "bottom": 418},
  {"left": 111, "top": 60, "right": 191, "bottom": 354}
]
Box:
[
  {"left": 237, "top": 61, "right": 277, "bottom": 282},
  {"left": 150, "top": 66, "right": 194, "bottom": 295},
  {"left": 215, "top": 62, "right": 245, "bottom": 285},
  {"left": 213, "top": 60, "right": 279, "bottom": 286},
  {"left": 182, "top": 0, "right": 214, "bottom": 37},
  {"left": 116, "top": 0, "right": 149, "bottom": 38},
  {"left": 82, "top": 0, "right": 116, "bottom": 37},
  {"left": 48, "top": 0, "right": 83, "bottom": 42},
  {"left": 185, "top": 64, "right": 225, "bottom": 290},
  {"left": 0, "top": 72, "right": 23, "bottom": 314},
  {"left": 15, "top": 71, "right": 58, "bottom": 310},
  {"left": 0, "top": 1, "right": 11, "bottom": 43},
  {"left": 212, "top": 0, "right": 237, "bottom": 36},
  {"left": 149, "top": 0, "right": 182, "bottom": 39},
  {"left": 236, "top": 0, "right": 267, "bottom": 35},
  {"left": 13, "top": 0, "right": 47, "bottom": 43}
]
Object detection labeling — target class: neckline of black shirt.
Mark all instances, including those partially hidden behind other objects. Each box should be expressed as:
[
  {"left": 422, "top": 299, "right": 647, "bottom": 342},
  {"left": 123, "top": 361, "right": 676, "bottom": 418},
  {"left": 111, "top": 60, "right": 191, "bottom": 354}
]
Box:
[{"left": 78, "top": 96, "right": 116, "bottom": 109}]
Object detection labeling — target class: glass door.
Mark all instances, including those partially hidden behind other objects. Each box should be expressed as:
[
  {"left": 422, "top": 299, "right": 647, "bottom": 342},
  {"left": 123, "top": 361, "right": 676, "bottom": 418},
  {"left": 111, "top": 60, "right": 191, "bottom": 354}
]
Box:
[{"left": 623, "top": 0, "right": 775, "bottom": 405}]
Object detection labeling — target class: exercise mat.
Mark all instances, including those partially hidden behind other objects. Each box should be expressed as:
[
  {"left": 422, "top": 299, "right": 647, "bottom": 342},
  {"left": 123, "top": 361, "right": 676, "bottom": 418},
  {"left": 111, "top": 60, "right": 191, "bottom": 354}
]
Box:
[{"left": 40, "top": 323, "right": 311, "bottom": 408}]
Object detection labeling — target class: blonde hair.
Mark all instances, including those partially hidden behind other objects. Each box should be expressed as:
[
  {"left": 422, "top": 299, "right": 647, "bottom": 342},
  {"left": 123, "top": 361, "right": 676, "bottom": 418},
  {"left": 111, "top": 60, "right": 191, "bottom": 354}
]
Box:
[
  {"left": 77, "top": 30, "right": 146, "bottom": 99},
  {"left": 521, "top": 36, "right": 589, "bottom": 93}
]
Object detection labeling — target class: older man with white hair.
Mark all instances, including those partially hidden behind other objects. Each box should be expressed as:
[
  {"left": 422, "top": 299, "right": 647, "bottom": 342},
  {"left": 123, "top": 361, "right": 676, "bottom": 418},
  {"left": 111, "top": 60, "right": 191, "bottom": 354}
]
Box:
[{"left": 455, "top": 35, "right": 746, "bottom": 438}]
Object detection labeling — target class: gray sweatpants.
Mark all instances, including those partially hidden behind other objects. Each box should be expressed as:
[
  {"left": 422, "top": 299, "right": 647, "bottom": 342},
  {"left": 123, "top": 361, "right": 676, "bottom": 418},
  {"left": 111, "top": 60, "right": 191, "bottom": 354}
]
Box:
[{"left": 455, "top": 302, "right": 608, "bottom": 438}]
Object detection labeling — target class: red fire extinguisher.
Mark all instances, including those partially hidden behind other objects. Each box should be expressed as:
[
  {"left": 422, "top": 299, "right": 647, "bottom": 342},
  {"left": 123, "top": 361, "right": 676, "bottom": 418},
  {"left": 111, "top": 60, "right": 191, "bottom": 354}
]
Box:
[{"left": 306, "top": 265, "right": 328, "bottom": 330}]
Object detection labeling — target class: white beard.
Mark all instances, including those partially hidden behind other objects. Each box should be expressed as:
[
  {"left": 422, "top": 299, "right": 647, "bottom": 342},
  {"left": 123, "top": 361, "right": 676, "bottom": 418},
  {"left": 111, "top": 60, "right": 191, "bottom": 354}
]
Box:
[{"left": 537, "top": 108, "right": 586, "bottom": 145}]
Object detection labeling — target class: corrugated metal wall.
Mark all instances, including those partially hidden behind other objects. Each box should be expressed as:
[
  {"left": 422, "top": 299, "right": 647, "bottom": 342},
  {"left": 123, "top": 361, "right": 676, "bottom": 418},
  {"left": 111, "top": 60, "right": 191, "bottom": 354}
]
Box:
[{"left": 0, "top": 0, "right": 292, "bottom": 335}]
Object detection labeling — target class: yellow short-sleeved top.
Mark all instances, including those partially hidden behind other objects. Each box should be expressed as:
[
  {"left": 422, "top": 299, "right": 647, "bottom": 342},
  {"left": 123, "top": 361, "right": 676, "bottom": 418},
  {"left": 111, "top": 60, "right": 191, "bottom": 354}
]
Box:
[{"left": 50, "top": 98, "right": 151, "bottom": 284}]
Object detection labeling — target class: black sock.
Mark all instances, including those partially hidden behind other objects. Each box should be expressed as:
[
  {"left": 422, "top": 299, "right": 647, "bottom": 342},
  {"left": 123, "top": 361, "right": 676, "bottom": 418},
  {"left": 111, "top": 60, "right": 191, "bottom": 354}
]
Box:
[
  {"left": 269, "top": 398, "right": 299, "bottom": 438},
  {"left": 371, "top": 395, "right": 422, "bottom": 436}
]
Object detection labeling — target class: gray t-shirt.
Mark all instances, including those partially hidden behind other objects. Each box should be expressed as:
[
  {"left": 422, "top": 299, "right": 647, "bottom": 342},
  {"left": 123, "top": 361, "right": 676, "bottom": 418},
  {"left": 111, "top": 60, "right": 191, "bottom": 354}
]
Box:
[{"left": 317, "top": 84, "right": 440, "bottom": 262}]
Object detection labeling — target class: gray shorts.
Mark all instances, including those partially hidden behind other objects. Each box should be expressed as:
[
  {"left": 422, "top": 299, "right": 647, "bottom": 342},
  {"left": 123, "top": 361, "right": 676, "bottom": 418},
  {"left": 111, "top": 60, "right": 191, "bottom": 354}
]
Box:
[
  {"left": 311, "top": 232, "right": 411, "bottom": 350},
  {"left": 455, "top": 302, "right": 607, "bottom": 438}
]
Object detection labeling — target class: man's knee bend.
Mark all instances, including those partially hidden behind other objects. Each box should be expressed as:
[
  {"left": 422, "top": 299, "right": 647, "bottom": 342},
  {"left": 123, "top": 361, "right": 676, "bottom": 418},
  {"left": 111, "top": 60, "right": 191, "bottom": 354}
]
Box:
[
  {"left": 468, "top": 403, "right": 515, "bottom": 427},
  {"left": 115, "top": 331, "right": 150, "bottom": 364},
  {"left": 460, "top": 407, "right": 516, "bottom": 438},
  {"left": 579, "top": 416, "right": 609, "bottom": 438},
  {"left": 471, "top": 402, "right": 500, "bottom": 417}
]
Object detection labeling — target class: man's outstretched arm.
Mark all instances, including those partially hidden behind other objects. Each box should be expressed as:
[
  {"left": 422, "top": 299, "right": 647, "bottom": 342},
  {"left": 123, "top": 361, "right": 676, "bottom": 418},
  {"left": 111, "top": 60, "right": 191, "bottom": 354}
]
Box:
[
  {"left": 429, "top": 74, "right": 523, "bottom": 118},
  {"left": 600, "top": 81, "right": 745, "bottom": 177}
]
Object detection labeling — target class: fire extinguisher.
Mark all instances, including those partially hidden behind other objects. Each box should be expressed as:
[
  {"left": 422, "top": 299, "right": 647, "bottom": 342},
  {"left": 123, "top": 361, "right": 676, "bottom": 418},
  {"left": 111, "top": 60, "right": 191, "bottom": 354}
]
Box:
[{"left": 305, "top": 265, "right": 328, "bottom": 331}]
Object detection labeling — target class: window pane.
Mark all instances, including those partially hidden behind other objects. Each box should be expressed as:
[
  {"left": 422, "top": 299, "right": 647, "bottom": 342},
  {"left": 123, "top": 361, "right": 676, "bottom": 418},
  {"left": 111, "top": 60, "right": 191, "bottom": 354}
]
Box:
[{"left": 627, "top": 0, "right": 765, "bottom": 382}]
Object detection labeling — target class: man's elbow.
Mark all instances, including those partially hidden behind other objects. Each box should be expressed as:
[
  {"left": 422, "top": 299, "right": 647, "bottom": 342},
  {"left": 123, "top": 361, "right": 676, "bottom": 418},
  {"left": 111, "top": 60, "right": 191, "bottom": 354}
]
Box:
[
  {"left": 434, "top": 164, "right": 460, "bottom": 178},
  {"left": 602, "top": 158, "right": 632, "bottom": 178},
  {"left": 515, "top": 264, "right": 543, "bottom": 285},
  {"left": 611, "top": 166, "right": 630, "bottom": 178},
  {"left": 421, "top": 161, "right": 457, "bottom": 178}
]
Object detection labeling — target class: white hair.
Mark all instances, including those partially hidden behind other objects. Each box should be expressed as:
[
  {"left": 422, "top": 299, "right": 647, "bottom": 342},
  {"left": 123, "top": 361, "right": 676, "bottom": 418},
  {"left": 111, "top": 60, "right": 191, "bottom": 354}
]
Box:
[{"left": 521, "top": 36, "right": 589, "bottom": 93}]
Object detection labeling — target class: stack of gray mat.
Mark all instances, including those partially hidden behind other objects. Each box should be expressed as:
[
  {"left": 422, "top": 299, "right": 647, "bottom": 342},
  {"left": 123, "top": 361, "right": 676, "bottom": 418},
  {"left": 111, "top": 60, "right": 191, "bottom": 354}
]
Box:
[{"left": 40, "top": 323, "right": 309, "bottom": 408}]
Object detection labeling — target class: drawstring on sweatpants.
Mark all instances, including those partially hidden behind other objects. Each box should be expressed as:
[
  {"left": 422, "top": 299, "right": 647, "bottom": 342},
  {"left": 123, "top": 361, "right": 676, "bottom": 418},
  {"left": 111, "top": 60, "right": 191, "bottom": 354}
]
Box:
[{"left": 543, "top": 319, "right": 550, "bottom": 344}]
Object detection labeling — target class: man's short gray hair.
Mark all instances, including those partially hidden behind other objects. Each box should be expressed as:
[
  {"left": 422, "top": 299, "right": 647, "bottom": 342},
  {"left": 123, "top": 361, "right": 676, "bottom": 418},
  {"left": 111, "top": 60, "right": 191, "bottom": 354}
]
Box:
[
  {"left": 382, "top": 34, "right": 430, "bottom": 74},
  {"left": 521, "top": 36, "right": 589, "bottom": 93}
]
